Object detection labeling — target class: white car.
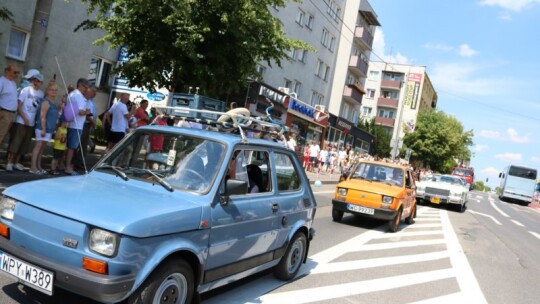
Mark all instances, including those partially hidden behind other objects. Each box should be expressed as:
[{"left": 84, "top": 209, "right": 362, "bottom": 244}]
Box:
[{"left": 416, "top": 174, "right": 469, "bottom": 212}]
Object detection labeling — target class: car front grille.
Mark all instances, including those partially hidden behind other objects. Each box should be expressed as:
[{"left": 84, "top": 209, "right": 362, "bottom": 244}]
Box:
[{"left": 425, "top": 187, "right": 450, "bottom": 197}]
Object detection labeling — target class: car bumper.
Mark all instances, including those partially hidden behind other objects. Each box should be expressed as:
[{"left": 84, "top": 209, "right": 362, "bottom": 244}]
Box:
[
  {"left": 332, "top": 200, "right": 397, "bottom": 221},
  {"left": 0, "top": 237, "right": 135, "bottom": 303},
  {"left": 416, "top": 194, "right": 463, "bottom": 205}
]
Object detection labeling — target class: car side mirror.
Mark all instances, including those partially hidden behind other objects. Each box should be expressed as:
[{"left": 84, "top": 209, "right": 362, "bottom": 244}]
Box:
[{"left": 220, "top": 179, "right": 248, "bottom": 206}]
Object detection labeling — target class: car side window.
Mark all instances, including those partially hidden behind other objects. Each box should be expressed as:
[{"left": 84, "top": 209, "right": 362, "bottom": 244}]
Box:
[
  {"left": 275, "top": 152, "right": 300, "bottom": 191},
  {"left": 227, "top": 149, "right": 271, "bottom": 194},
  {"left": 405, "top": 170, "right": 413, "bottom": 188}
]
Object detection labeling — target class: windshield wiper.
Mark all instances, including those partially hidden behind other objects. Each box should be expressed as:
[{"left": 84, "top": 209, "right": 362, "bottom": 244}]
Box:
[
  {"left": 98, "top": 165, "right": 128, "bottom": 181},
  {"left": 145, "top": 169, "right": 174, "bottom": 192}
]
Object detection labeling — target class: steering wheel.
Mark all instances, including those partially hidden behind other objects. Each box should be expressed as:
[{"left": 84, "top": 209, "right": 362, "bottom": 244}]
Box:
[{"left": 183, "top": 169, "right": 205, "bottom": 183}]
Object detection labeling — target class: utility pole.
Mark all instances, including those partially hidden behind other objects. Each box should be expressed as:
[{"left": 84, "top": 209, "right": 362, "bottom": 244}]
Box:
[
  {"left": 26, "top": 0, "right": 53, "bottom": 71},
  {"left": 391, "top": 72, "right": 408, "bottom": 161}
]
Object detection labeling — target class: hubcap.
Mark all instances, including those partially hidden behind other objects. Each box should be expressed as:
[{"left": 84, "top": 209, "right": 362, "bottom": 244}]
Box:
[
  {"left": 154, "top": 273, "right": 188, "bottom": 304},
  {"left": 288, "top": 239, "right": 304, "bottom": 274}
]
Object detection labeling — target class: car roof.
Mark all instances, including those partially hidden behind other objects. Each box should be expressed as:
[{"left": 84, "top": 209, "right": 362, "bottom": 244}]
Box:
[
  {"left": 359, "top": 160, "right": 409, "bottom": 170},
  {"left": 137, "top": 124, "right": 287, "bottom": 148}
]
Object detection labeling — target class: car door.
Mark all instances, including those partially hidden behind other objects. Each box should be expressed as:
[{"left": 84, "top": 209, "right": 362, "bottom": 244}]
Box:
[{"left": 205, "top": 147, "right": 279, "bottom": 283}]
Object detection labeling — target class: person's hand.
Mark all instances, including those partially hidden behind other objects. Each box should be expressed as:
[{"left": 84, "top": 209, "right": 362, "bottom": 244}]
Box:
[
  {"left": 23, "top": 117, "right": 29, "bottom": 126},
  {"left": 41, "top": 129, "right": 46, "bottom": 137}
]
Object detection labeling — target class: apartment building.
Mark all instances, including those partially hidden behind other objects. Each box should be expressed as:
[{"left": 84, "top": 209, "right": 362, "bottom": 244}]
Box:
[
  {"left": 362, "top": 61, "right": 438, "bottom": 158},
  {"left": 0, "top": 1, "right": 122, "bottom": 115},
  {"left": 254, "top": 0, "right": 379, "bottom": 152}
]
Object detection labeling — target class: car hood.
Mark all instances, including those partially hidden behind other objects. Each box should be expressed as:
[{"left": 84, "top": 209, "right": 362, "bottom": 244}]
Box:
[
  {"left": 339, "top": 179, "right": 404, "bottom": 197},
  {"left": 417, "top": 181, "right": 466, "bottom": 192},
  {"left": 3, "top": 174, "right": 203, "bottom": 237}
]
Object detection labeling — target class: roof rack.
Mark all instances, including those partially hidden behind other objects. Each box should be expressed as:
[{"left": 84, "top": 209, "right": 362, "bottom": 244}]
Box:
[{"left": 152, "top": 105, "right": 286, "bottom": 143}]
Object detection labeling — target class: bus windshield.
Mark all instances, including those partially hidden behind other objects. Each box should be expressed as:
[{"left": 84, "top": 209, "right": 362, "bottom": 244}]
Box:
[{"left": 508, "top": 166, "right": 537, "bottom": 180}]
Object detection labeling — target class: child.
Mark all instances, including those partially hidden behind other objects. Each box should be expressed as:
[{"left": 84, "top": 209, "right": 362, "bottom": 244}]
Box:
[{"left": 50, "top": 118, "right": 68, "bottom": 175}]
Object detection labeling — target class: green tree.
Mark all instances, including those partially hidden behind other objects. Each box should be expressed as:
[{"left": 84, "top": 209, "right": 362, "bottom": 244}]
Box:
[
  {"left": 402, "top": 109, "right": 473, "bottom": 172},
  {"left": 78, "top": 0, "right": 313, "bottom": 97},
  {"left": 1, "top": 7, "right": 14, "bottom": 22},
  {"left": 357, "top": 118, "right": 391, "bottom": 158}
]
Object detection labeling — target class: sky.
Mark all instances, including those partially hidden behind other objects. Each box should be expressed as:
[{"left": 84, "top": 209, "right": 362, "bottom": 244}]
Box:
[{"left": 368, "top": 0, "right": 540, "bottom": 188}]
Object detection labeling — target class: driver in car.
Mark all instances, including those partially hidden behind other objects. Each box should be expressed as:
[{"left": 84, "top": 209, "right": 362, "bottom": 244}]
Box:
[{"left": 389, "top": 168, "right": 404, "bottom": 186}]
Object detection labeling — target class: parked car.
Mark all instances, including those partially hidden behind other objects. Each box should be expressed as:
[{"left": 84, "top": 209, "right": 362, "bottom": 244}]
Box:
[
  {"left": 0, "top": 124, "right": 317, "bottom": 303},
  {"left": 332, "top": 160, "right": 417, "bottom": 232},
  {"left": 451, "top": 166, "right": 475, "bottom": 190},
  {"left": 416, "top": 174, "right": 469, "bottom": 212}
]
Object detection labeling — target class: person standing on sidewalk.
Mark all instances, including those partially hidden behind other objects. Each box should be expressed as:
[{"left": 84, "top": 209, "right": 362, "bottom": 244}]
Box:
[
  {"left": 73, "top": 85, "right": 97, "bottom": 169},
  {"left": 0, "top": 64, "right": 21, "bottom": 158},
  {"left": 102, "top": 93, "right": 134, "bottom": 150},
  {"left": 308, "top": 140, "right": 320, "bottom": 173},
  {"left": 65, "top": 78, "right": 90, "bottom": 175},
  {"left": 6, "top": 70, "right": 44, "bottom": 172},
  {"left": 30, "top": 81, "right": 61, "bottom": 174}
]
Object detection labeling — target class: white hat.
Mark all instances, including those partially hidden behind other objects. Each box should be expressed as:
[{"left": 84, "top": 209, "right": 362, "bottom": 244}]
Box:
[{"left": 24, "top": 69, "right": 44, "bottom": 82}]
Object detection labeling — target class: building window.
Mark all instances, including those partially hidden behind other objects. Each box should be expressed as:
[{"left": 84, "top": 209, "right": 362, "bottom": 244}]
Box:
[
  {"left": 297, "top": 49, "right": 307, "bottom": 62},
  {"left": 306, "top": 15, "right": 314, "bottom": 29},
  {"left": 367, "top": 89, "right": 376, "bottom": 98},
  {"left": 382, "top": 90, "right": 399, "bottom": 99},
  {"left": 329, "top": 36, "right": 336, "bottom": 52},
  {"left": 316, "top": 60, "right": 330, "bottom": 81},
  {"left": 296, "top": 10, "right": 305, "bottom": 26},
  {"left": 310, "top": 91, "right": 323, "bottom": 106},
  {"left": 368, "top": 70, "right": 380, "bottom": 81},
  {"left": 88, "top": 57, "right": 113, "bottom": 90},
  {"left": 6, "top": 28, "right": 30, "bottom": 60},
  {"left": 362, "top": 106, "right": 372, "bottom": 116},
  {"left": 378, "top": 109, "right": 395, "bottom": 119},
  {"left": 321, "top": 28, "right": 330, "bottom": 47},
  {"left": 293, "top": 80, "right": 301, "bottom": 95},
  {"left": 255, "top": 64, "right": 266, "bottom": 77},
  {"left": 283, "top": 78, "right": 292, "bottom": 91}
]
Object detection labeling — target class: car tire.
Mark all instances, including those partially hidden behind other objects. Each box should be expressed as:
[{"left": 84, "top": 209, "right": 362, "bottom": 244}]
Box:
[
  {"left": 128, "top": 259, "right": 194, "bottom": 304},
  {"left": 388, "top": 208, "right": 402, "bottom": 233},
  {"left": 274, "top": 232, "right": 307, "bottom": 281},
  {"left": 332, "top": 207, "right": 344, "bottom": 222},
  {"left": 405, "top": 204, "right": 416, "bottom": 225}
]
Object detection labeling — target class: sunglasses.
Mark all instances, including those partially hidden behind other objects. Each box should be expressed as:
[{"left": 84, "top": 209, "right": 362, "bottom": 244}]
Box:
[{"left": 12, "top": 71, "right": 20, "bottom": 75}]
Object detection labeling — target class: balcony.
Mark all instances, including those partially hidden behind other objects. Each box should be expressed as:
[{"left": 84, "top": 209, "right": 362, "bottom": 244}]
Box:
[
  {"left": 377, "top": 97, "right": 399, "bottom": 109},
  {"left": 354, "top": 26, "right": 374, "bottom": 49},
  {"left": 349, "top": 55, "right": 368, "bottom": 77},
  {"left": 343, "top": 84, "right": 364, "bottom": 105},
  {"left": 375, "top": 116, "right": 395, "bottom": 128},
  {"left": 380, "top": 79, "right": 401, "bottom": 90}
]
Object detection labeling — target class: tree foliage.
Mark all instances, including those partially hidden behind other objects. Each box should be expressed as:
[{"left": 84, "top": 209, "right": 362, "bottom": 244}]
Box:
[
  {"left": 79, "top": 0, "right": 313, "bottom": 97},
  {"left": 474, "top": 181, "right": 491, "bottom": 192},
  {"left": 1, "top": 6, "right": 14, "bottom": 22},
  {"left": 402, "top": 109, "right": 473, "bottom": 172},
  {"left": 357, "top": 119, "right": 391, "bottom": 158}
]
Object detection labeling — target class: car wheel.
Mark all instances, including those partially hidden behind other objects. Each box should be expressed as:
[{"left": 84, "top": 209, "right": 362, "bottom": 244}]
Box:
[
  {"left": 128, "top": 259, "right": 194, "bottom": 304},
  {"left": 405, "top": 204, "right": 416, "bottom": 225},
  {"left": 460, "top": 202, "right": 466, "bottom": 213},
  {"left": 274, "top": 232, "right": 307, "bottom": 281},
  {"left": 332, "top": 207, "right": 344, "bottom": 222},
  {"left": 388, "top": 208, "right": 402, "bottom": 233}
]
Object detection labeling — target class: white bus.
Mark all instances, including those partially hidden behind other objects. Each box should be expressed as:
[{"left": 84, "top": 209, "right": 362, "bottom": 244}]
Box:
[{"left": 499, "top": 165, "right": 538, "bottom": 205}]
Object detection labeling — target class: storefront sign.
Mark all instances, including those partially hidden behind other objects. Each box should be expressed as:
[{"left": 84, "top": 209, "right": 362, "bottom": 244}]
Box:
[
  {"left": 289, "top": 98, "right": 315, "bottom": 118},
  {"left": 258, "top": 85, "right": 289, "bottom": 105},
  {"left": 336, "top": 118, "right": 352, "bottom": 134}
]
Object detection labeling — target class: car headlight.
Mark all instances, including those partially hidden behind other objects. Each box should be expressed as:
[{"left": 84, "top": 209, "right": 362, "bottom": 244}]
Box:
[
  {"left": 382, "top": 196, "right": 393, "bottom": 204},
  {"left": 451, "top": 191, "right": 462, "bottom": 197},
  {"left": 0, "top": 196, "right": 17, "bottom": 221},
  {"left": 337, "top": 188, "right": 348, "bottom": 196},
  {"left": 89, "top": 228, "right": 119, "bottom": 257},
  {"left": 416, "top": 185, "right": 425, "bottom": 192}
]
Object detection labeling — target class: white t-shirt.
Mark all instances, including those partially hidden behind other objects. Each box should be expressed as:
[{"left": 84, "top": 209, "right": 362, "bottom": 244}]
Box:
[
  {"left": 67, "top": 89, "right": 88, "bottom": 130},
  {"left": 0, "top": 76, "right": 20, "bottom": 111},
  {"left": 109, "top": 102, "right": 129, "bottom": 133},
  {"left": 287, "top": 138, "right": 297, "bottom": 151},
  {"left": 15, "top": 86, "right": 44, "bottom": 126},
  {"left": 338, "top": 150, "right": 347, "bottom": 160},
  {"left": 309, "top": 144, "right": 320, "bottom": 157}
]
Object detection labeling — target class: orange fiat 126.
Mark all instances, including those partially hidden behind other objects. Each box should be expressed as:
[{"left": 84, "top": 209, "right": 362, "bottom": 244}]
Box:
[{"left": 332, "top": 160, "right": 417, "bottom": 232}]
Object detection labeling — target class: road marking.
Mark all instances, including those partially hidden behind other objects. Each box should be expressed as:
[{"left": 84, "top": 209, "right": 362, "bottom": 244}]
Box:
[
  {"left": 467, "top": 210, "right": 502, "bottom": 225},
  {"left": 351, "top": 239, "right": 447, "bottom": 252},
  {"left": 475, "top": 195, "right": 483, "bottom": 199},
  {"left": 511, "top": 220, "right": 524, "bottom": 227},
  {"left": 440, "top": 209, "right": 487, "bottom": 304},
  {"left": 406, "top": 223, "right": 443, "bottom": 228},
  {"left": 310, "top": 251, "right": 450, "bottom": 274},
  {"left": 371, "top": 230, "right": 444, "bottom": 238},
  {"left": 254, "top": 269, "right": 456, "bottom": 304},
  {"left": 489, "top": 197, "right": 510, "bottom": 218},
  {"left": 410, "top": 292, "right": 465, "bottom": 304},
  {"left": 529, "top": 231, "right": 540, "bottom": 240}
]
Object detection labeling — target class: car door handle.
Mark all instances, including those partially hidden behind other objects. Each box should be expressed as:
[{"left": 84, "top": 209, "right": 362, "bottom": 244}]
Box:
[{"left": 272, "top": 203, "right": 279, "bottom": 212}]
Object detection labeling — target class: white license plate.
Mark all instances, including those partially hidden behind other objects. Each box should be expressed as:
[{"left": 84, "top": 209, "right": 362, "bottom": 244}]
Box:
[
  {"left": 347, "top": 204, "right": 375, "bottom": 215},
  {"left": 0, "top": 250, "right": 54, "bottom": 295}
]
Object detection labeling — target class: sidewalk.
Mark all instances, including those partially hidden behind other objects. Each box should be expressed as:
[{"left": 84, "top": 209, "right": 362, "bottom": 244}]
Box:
[{"left": 305, "top": 170, "right": 341, "bottom": 185}]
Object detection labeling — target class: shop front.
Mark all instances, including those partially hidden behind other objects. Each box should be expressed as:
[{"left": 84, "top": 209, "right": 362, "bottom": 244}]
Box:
[
  {"left": 245, "top": 81, "right": 288, "bottom": 126},
  {"left": 285, "top": 98, "right": 329, "bottom": 150},
  {"left": 326, "top": 114, "right": 374, "bottom": 154}
]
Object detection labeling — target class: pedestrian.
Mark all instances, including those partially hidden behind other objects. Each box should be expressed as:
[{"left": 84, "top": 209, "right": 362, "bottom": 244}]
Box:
[
  {"left": 135, "top": 99, "right": 150, "bottom": 127},
  {"left": 102, "top": 93, "right": 134, "bottom": 151},
  {"left": 0, "top": 64, "right": 21, "bottom": 159},
  {"left": 74, "top": 85, "right": 97, "bottom": 169},
  {"left": 30, "top": 81, "right": 61, "bottom": 174},
  {"left": 64, "top": 78, "right": 91, "bottom": 175},
  {"left": 6, "top": 69, "right": 44, "bottom": 172},
  {"left": 287, "top": 133, "right": 297, "bottom": 152},
  {"left": 308, "top": 140, "right": 320, "bottom": 172},
  {"left": 50, "top": 118, "right": 68, "bottom": 175},
  {"left": 303, "top": 144, "right": 310, "bottom": 169}
]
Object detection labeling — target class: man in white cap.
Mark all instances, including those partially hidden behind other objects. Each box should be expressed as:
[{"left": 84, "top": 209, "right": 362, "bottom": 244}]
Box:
[{"left": 0, "top": 64, "right": 21, "bottom": 157}]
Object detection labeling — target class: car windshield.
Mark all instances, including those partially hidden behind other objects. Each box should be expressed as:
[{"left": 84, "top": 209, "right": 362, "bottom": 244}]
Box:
[
  {"left": 351, "top": 163, "right": 404, "bottom": 186},
  {"left": 95, "top": 130, "right": 226, "bottom": 193},
  {"left": 424, "top": 174, "right": 465, "bottom": 186},
  {"left": 452, "top": 168, "right": 472, "bottom": 176}
]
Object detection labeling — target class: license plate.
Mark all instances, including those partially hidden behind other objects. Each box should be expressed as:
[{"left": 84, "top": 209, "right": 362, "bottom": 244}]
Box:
[
  {"left": 347, "top": 204, "right": 375, "bottom": 215},
  {"left": 0, "top": 250, "right": 54, "bottom": 295},
  {"left": 430, "top": 197, "right": 441, "bottom": 204}
]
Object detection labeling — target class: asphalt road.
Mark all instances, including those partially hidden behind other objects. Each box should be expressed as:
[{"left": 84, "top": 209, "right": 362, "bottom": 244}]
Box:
[{"left": 0, "top": 184, "right": 539, "bottom": 303}]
